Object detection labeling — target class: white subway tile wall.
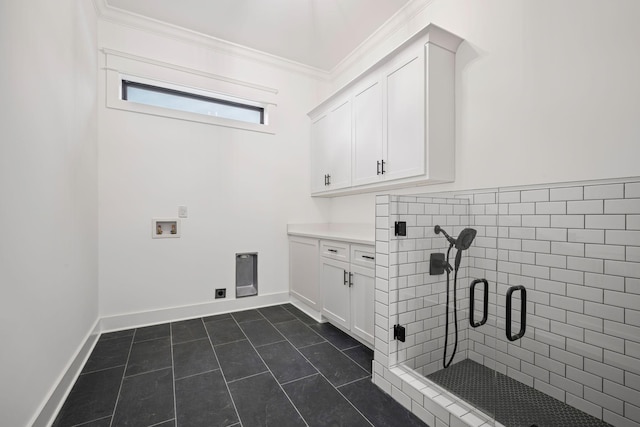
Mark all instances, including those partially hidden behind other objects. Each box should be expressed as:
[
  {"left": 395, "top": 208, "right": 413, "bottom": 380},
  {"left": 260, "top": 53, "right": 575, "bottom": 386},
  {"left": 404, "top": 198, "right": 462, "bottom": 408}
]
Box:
[{"left": 373, "top": 179, "right": 640, "bottom": 427}]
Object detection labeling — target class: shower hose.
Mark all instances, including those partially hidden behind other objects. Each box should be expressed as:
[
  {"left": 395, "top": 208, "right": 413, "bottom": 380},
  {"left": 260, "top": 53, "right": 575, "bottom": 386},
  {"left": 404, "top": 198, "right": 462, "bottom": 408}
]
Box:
[{"left": 443, "top": 244, "right": 458, "bottom": 369}]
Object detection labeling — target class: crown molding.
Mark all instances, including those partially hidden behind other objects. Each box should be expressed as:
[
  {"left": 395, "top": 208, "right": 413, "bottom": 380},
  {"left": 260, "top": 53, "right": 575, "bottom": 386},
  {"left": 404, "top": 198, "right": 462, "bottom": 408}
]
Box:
[
  {"left": 93, "top": 0, "right": 441, "bottom": 85},
  {"left": 93, "top": 0, "right": 331, "bottom": 81}
]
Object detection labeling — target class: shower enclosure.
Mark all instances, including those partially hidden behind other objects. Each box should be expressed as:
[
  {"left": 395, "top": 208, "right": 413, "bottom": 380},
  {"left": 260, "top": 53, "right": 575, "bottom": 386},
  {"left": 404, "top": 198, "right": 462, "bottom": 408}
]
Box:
[{"left": 374, "top": 179, "right": 640, "bottom": 427}]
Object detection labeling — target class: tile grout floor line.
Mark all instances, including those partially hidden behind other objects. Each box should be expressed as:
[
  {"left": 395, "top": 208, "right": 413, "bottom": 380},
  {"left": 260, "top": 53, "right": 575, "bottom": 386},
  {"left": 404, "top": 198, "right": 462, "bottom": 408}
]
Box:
[
  {"left": 253, "top": 308, "right": 375, "bottom": 427},
  {"left": 202, "top": 317, "right": 243, "bottom": 427},
  {"left": 228, "top": 311, "right": 311, "bottom": 427},
  {"left": 108, "top": 331, "right": 135, "bottom": 427},
  {"left": 169, "top": 323, "right": 178, "bottom": 427}
]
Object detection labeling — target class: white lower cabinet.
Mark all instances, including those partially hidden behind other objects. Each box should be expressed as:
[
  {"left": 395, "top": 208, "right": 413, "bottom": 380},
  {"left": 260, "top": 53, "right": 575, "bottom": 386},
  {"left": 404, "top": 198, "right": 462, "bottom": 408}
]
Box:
[
  {"left": 320, "top": 257, "right": 351, "bottom": 328},
  {"left": 349, "top": 264, "right": 375, "bottom": 346},
  {"left": 289, "top": 236, "right": 320, "bottom": 311},
  {"left": 320, "top": 241, "right": 375, "bottom": 346}
]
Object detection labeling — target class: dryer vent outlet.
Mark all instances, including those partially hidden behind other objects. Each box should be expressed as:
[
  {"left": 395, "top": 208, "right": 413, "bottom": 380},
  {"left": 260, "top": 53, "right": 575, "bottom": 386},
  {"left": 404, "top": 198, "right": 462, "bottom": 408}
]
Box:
[{"left": 215, "top": 288, "right": 226, "bottom": 299}]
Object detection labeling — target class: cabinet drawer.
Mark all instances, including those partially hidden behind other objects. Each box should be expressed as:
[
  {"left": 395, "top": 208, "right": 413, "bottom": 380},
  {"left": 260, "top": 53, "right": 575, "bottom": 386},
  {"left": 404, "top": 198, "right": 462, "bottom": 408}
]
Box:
[
  {"left": 350, "top": 245, "right": 375, "bottom": 268},
  {"left": 320, "top": 240, "right": 350, "bottom": 262}
]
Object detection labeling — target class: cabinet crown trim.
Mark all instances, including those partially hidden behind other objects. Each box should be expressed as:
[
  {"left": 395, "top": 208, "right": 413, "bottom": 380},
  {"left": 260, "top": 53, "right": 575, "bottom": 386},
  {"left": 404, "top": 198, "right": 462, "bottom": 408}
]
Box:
[{"left": 308, "top": 23, "right": 463, "bottom": 119}]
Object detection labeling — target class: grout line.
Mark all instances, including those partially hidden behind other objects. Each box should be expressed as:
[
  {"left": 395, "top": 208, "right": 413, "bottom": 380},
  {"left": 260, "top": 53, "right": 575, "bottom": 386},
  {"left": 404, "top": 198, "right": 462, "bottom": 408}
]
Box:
[
  {"left": 232, "top": 315, "right": 310, "bottom": 427},
  {"left": 80, "top": 363, "right": 127, "bottom": 376},
  {"left": 170, "top": 334, "right": 210, "bottom": 346},
  {"left": 174, "top": 367, "right": 221, "bottom": 382},
  {"left": 296, "top": 341, "right": 327, "bottom": 350},
  {"left": 342, "top": 344, "right": 363, "bottom": 351},
  {"left": 147, "top": 418, "right": 175, "bottom": 427},
  {"left": 279, "top": 372, "right": 321, "bottom": 387},
  {"left": 123, "top": 366, "right": 173, "bottom": 379},
  {"left": 263, "top": 317, "right": 374, "bottom": 427},
  {"left": 133, "top": 335, "right": 171, "bottom": 344},
  {"left": 212, "top": 337, "right": 249, "bottom": 348},
  {"left": 226, "top": 370, "right": 271, "bottom": 384},
  {"left": 169, "top": 323, "right": 178, "bottom": 426},
  {"left": 335, "top": 374, "right": 372, "bottom": 389},
  {"left": 204, "top": 315, "right": 243, "bottom": 426},
  {"left": 108, "top": 335, "right": 135, "bottom": 427},
  {"left": 69, "top": 414, "right": 112, "bottom": 427},
  {"left": 252, "top": 338, "right": 288, "bottom": 348}
]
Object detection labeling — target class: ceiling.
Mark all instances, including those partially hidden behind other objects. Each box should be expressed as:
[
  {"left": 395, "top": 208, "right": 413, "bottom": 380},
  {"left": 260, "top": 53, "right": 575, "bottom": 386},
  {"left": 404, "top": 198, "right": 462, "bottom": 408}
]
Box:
[{"left": 105, "top": 0, "right": 411, "bottom": 71}]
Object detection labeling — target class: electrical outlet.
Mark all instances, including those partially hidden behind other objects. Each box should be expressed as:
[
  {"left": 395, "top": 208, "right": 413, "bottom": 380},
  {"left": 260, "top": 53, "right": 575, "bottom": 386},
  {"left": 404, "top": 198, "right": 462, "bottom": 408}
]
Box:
[{"left": 215, "top": 288, "right": 226, "bottom": 299}]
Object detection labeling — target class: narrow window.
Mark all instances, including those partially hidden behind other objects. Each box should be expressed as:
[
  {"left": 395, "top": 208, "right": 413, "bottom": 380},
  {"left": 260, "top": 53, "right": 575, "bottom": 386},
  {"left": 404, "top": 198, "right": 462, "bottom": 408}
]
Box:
[{"left": 122, "top": 80, "right": 265, "bottom": 125}]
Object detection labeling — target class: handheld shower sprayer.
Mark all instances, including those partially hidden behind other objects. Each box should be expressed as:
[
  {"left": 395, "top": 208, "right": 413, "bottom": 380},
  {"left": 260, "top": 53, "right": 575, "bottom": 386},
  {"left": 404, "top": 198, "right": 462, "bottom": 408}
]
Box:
[
  {"left": 434, "top": 225, "right": 477, "bottom": 369},
  {"left": 434, "top": 225, "right": 456, "bottom": 247}
]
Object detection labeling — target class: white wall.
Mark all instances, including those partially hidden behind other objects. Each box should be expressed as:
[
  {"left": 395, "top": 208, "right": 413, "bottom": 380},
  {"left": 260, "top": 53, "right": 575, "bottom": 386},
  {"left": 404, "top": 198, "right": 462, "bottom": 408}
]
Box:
[
  {"left": 0, "top": 1, "right": 99, "bottom": 426},
  {"left": 97, "top": 19, "right": 331, "bottom": 319},
  {"left": 329, "top": 0, "right": 640, "bottom": 223}
]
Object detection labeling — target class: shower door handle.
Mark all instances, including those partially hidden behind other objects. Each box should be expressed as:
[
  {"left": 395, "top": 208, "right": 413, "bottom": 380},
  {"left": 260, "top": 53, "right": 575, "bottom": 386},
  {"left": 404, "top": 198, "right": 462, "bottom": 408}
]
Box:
[
  {"left": 506, "top": 285, "right": 527, "bottom": 342},
  {"left": 469, "top": 279, "right": 488, "bottom": 328}
]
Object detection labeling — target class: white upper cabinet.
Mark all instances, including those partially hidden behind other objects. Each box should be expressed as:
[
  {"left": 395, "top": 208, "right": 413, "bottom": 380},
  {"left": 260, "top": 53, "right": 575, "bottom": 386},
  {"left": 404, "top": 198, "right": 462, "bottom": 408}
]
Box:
[
  {"left": 310, "top": 113, "right": 329, "bottom": 193},
  {"left": 352, "top": 75, "right": 384, "bottom": 186},
  {"left": 308, "top": 24, "right": 462, "bottom": 197},
  {"left": 310, "top": 97, "right": 352, "bottom": 192},
  {"left": 384, "top": 49, "right": 425, "bottom": 181}
]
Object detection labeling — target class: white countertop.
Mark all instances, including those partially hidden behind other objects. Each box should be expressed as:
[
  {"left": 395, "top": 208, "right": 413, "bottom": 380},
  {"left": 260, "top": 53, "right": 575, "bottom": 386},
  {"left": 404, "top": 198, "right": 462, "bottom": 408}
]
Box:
[{"left": 287, "top": 223, "right": 375, "bottom": 246}]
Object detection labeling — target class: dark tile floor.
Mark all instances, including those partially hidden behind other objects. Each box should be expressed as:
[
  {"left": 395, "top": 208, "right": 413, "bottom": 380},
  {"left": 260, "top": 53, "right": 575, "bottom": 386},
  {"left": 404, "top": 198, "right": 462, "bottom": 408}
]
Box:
[{"left": 53, "top": 304, "right": 427, "bottom": 427}]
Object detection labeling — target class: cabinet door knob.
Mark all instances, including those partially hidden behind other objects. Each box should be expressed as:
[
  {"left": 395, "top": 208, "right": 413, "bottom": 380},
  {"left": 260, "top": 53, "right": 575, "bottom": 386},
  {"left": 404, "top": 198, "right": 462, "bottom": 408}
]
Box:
[
  {"left": 344, "top": 270, "right": 348, "bottom": 285},
  {"left": 377, "top": 160, "right": 381, "bottom": 175},
  {"left": 381, "top": 159, "right": 386, "bottom": 175},
  {"left": 327, "top": 174, "right": 331, "bottom": 185},
  {"left": 349, "top": 272, "right": 354, "bottom": 287}
]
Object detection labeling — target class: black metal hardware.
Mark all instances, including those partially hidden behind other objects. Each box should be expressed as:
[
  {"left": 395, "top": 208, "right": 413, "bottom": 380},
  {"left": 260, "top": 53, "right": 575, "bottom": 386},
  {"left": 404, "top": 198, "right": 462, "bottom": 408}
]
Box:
[
  {"left": 362, "top": 255, "right": 375, "bottom": 260},
  {"left": 377, "top": 160, "right": 381, "bottom": 175},
  {"left": 393, "top": 324, "right": 406, "bottom": 342},
  {"left": 328, "top": 249, "right": 338, "bottom": 253},
  {"left": 323, "top": 174, "right": 327, "bottom": 186},
  {"left": 394, "top": 221, "right": 406, "bottom": 236},
  {"left": 381, "top": 159, "right": 386, "bottom": 174},
  {"left": 429, "top": 253, "right": 446, "bottom": 275},
  {"left": 327, "top": 174, "right": 331, "bottom": 185},
  {"left": 506, "top": 285, "right": 527, "bottom": 341},
  {"left": 349, "top": 272, "right": 353, "bottom": 287},
  {"left": 343, "top": 270, "right": 348, "bottom": 286},
  {"left": 469, "top": 279, "right": 489, "bottom": 328}
]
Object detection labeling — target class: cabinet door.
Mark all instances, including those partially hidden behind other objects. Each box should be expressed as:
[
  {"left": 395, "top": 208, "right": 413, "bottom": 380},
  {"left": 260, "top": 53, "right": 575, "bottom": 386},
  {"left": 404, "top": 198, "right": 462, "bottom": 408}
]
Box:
[
  {"left": 289, "top": 237, "right": 320, "bottom": 310},
  {"left": 326, "top": 99, "right": 352, "bottom": 190},
  {"left": 320, "top": 257, "right": 350, "bottom": 330},
  {"left": 310, "top": 113, "right": 329, "bottom": 193},
  {"left": 384, "top": 48, "right": 425, "bottom": 181},
  {"left": 352, "top": 77, "right": 383, "bottom": 186},
  {"left": 350, "top": 264, "right": 375, "bottom": 346}
]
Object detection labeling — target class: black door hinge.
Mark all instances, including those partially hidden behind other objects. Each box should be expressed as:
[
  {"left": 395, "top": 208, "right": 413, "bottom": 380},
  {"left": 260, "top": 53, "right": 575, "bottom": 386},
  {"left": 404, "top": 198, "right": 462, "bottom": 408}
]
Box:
[{"left": 393, "top": 324, "right": 406, "bottom": 342}]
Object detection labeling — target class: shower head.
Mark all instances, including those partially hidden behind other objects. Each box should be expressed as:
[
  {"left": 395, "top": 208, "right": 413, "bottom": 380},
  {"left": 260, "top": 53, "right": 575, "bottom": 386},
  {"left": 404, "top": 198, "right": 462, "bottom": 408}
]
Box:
[
  {"left": 434, "top": 226, "right": 477, "bottom": 271},
  {"left": 455, "top": 228, "right": 477, "bottom": 251},
  {"left": 434, "top": 226, "right": 477, "bottom": 250}
]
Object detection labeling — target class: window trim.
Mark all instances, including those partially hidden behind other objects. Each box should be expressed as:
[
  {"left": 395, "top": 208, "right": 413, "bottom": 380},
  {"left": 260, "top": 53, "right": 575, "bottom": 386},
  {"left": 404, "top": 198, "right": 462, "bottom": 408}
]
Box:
[
  {"left": 105, "top": 68, "right": 276, "bottom": 135},
  {"left": 121, "top": 79, "right": 265, "bottom": 125}
]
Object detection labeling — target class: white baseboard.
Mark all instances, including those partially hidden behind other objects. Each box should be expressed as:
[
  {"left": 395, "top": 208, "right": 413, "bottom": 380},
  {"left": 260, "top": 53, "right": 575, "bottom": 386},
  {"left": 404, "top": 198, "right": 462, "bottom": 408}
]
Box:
[
  {"left": 289, "top": 295, "right": 323, "bottom": 323},
  {"left": 31, "top": 319, "right": 101, "bottom": 427},
  {"left": 99, "top": 291, "right": 289, "bottom": 332}
]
